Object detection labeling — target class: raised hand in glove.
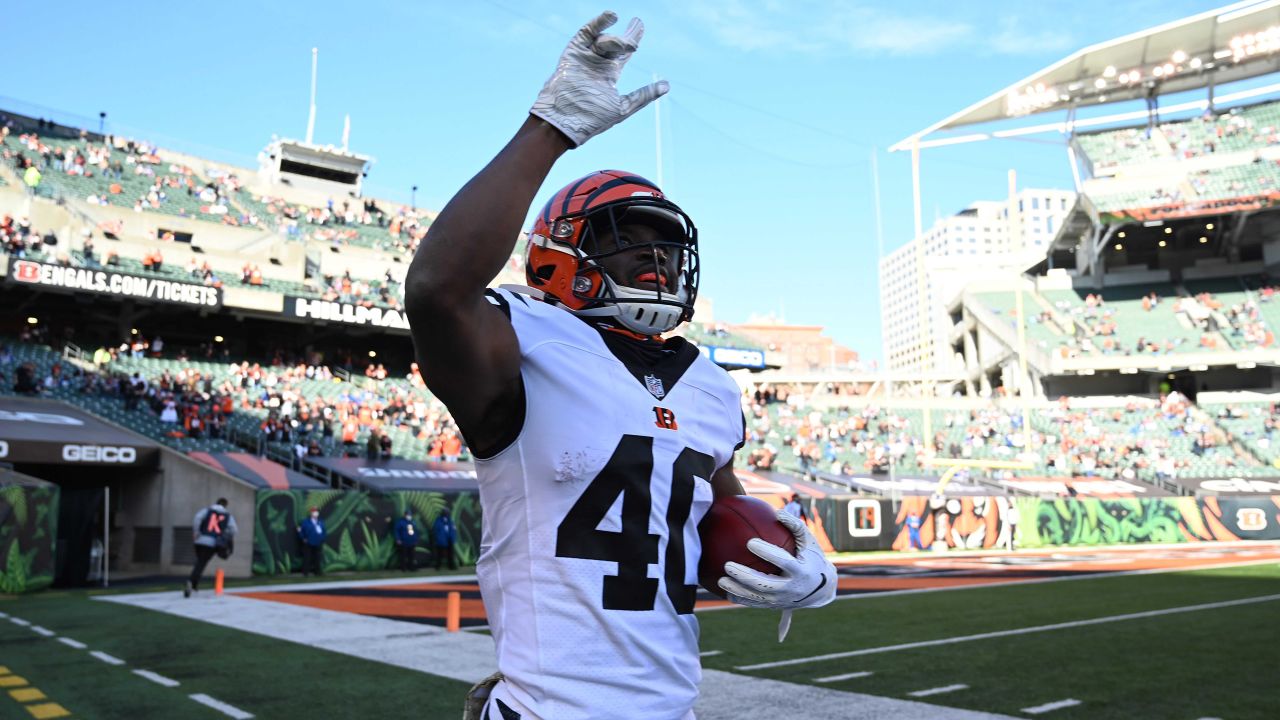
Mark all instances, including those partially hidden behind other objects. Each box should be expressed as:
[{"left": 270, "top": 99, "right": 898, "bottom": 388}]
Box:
[
  {"left": 718, "top": 510, "right": 837, "bottom": 610},
  {"left": 530, "top": 11, "right": 668, "bottom": 147}
]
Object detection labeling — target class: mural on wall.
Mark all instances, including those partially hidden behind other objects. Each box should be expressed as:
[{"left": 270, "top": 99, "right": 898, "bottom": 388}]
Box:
[
  {"left": 886, "top": 495, "right": 1280, "bottom": 551},
  {"left": 0, "top": 484, "right": 59, "bottom": 593},
  {"left": 1014, "top": 496, "right": 1280, "bottom": 548},
  {"left": 891, "top": 495, "right": 1016, "bottom": 551},
  {"left": 253, "top": 489, "right": 481, "bottom": 575}
]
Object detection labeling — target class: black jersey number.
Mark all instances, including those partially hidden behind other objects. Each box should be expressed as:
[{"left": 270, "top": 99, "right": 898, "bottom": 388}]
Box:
[{"left": 554, "top": 434, "right": 715, "bottom": 614}]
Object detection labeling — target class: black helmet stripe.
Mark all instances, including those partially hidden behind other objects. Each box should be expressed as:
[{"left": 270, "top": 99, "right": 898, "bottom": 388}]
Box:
[
  {"left": 581, "top": 175, "right": 660, "bottom": 208},
  {"left": 557, "top": 175, "right": 596, "bottom": 219}
]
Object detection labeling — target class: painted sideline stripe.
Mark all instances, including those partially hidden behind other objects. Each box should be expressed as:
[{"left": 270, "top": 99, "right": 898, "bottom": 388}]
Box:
[
  {"left": 89, "top": 651, "right": 125, "bottom": 666},
  {"left": 1023, "top": 698, "right": 1082, "bottom": 714},
  {"left": 699, "top": 650, "right": 722, "bottom": 657},
  {"left": 814, "top": 671, "right": 873, "bottom": 683},
  {"left": 0, "top": 611, "right": 7, "bottom": 618},
  {"left": 133, "top": 669, "right": 180, "bottom": 688},
  {"left": 9, "top": 617, "right": 29, "bottom": 626},
  {"left": 736, "top": 592, "right": 1280, "bottom": 670},
  {"left": 56, "top": 638, "right": 87, "bottom": 650},
  {"left": 30, "top": 626, "right": 55, "bottom": 637},
  {"left": 189, "top": 693, "right": 254, "bottom": 719},
  {"left": 909, "top": 684, "right": 968, "bottom": 697}
]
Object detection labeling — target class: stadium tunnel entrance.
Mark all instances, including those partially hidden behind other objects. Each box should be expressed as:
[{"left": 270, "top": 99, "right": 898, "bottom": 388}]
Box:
[{"left": 0, "top": 396, "right": 257, "bottom": 586}]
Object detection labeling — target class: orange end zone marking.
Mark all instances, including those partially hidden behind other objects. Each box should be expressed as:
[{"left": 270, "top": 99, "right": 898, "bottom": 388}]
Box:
[{"left": 240, "top": 591, "right": 489, "bottom": 620}]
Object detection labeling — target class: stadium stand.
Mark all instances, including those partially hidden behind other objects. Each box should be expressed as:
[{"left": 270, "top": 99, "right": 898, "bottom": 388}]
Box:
[
  {"left": 741, "top": 388, "right": 1271, "bottom": 489},
  {"left": 1079, "top": 99, "right": 1280, "bottom": 172}
]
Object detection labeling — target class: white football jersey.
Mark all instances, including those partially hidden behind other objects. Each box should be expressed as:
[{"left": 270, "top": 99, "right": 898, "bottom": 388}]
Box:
[{"left": 475, "top": 288, "right": 744, "bottom": 720}]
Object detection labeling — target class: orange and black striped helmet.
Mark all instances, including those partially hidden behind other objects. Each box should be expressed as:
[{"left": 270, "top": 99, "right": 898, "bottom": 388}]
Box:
[{"left": 526, "top": 170, "right": 698, "bottom": 335}]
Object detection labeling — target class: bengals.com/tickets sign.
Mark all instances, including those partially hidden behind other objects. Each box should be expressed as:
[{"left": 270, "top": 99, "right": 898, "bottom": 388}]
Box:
[{"left": 8, "top": 259, "right": 222, "bottom": 308}]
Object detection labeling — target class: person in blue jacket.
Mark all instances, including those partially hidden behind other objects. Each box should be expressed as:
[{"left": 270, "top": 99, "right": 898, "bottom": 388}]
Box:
[
  {"left": 297, "top": 506, "right": 327, "bottom": 576},
  {"left": 393, "top": 510, "right": 421, "bottom": 571},
  {"left": 433, "top": 508, "right": 458, "bottom": 570}
]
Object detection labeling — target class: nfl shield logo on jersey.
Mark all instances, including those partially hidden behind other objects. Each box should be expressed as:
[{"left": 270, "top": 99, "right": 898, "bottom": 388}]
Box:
[{"left": 644, "top": 374, "right": 666, "bottom": 399}]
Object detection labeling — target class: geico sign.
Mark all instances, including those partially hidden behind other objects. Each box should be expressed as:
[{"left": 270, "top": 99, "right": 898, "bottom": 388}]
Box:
[
  {"left": 62, "top": 445, "right": 136, "bottom": 463},
  {"left": 0, "top": 440, "right": 7, "bottom": 459}
]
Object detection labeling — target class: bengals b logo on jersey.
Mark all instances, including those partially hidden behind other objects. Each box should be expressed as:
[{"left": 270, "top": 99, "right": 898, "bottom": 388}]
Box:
[{"left": 653, "top": 406, "right": 678, "bottom": 431}]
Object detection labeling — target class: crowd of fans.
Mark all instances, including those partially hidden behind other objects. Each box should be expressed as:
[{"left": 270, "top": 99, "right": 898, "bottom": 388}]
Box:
[
  {"left": 1083, "top": 103, "right": 1280, "bottom": 171},
  {"left": 737, "top": 382, "right": 1248, "bottom": 485},
  {"left": 1027, "top": 281, "right": 1280, "bottom": 360}
]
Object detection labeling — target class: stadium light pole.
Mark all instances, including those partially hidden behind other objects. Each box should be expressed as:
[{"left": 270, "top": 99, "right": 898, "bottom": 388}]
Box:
[
  {"left": 910, "top": 138, "right": 934, "bottom": 458},
  {"left": 98, "top": 112, "right": 106, "bottom": 135},
  {"left": 654, "top": 73, "right": 664, "bottom": 189},
  {"left": 411, "top": 185, "right": 418, "bottom": 210}
]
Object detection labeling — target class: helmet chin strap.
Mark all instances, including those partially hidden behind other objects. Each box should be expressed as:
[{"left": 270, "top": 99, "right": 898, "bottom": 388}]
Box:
[{"left": 574, "top": 274, "right": 688, "bottom": 335}]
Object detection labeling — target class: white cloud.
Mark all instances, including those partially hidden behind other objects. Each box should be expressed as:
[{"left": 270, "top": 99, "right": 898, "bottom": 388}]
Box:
[
  {"left": 673, "top": 0, "right": 1070, "bottom": 58},
  {"left": 986, "top": 16, "right": 1074, "bottom": 56}
]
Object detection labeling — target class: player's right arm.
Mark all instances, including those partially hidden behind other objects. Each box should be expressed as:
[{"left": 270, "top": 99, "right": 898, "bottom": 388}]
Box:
[
  {"left": 404, "top": 118, "right": 569, "bottom": 456},
  {"left": 404, "top": 11, "right": 667, "bottom": 456}
]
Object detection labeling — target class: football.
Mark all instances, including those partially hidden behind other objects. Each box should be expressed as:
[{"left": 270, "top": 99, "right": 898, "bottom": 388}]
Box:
[{"left": 698, "top": 495, "right": 798, "bottom": 599}]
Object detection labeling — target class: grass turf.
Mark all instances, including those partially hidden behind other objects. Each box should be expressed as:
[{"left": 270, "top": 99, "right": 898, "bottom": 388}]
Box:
[
  {"left": 697, "top": 563, "right": 1280, "bottom": 720},
  {"left": 0, "top": 590, "right": 471, "bottom": 719},
  {"left": 0, "top": 562, "right": 1276, "bottom": 719}
]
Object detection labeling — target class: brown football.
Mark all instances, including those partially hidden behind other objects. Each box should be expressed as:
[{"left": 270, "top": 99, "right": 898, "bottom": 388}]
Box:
[{"left": 698, "top": 495, "right": 797, "bottom": 599}]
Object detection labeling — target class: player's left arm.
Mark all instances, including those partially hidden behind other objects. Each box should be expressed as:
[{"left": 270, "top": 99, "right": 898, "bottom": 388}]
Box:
[
  {"left": 717, "top": 505, "right": 837, "bottom": 612},
  {"left": 711, "top": 457, "right": 744, "bottom": 498}
]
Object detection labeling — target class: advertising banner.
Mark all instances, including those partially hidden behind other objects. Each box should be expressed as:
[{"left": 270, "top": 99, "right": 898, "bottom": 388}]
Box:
[
  {"left": 285, "top": 296, "right": 410, "bottom": 330},
  {"left": 8, "top": 259, "right": 222, "bottom": 308},
  {"left": 1169, "top": 476, "right": 1280, "bottom": 495},
  {"left": 304, "top": 456, "right": 476, "bottom": 491},
  {"left": 0, "top": 398, "right": 160, "bottom": 467},
  {"left": 699, "top": 346, "right": 766, "bottom": 369}
]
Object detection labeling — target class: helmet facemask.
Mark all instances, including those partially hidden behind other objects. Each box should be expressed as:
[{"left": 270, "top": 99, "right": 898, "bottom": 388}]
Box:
[{"left": 559, "top": 197, "right": 700, "bottom": 335}]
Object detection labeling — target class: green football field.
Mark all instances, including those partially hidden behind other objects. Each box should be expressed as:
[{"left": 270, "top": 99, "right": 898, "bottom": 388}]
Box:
[{"left": 0, "top": 562, "right": 1276, "bottom": 719}]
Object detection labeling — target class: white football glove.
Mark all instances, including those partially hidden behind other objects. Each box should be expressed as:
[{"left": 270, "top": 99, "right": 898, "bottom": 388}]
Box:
[
  {"left": 718, "top": 510, "right": 838, "bottom": 611},
  {"left": 530, "top": 11, "right": 669, "bottom": 147}
]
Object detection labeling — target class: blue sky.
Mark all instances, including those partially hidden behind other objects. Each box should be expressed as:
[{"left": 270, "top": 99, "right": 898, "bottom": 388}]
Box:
[{"left": 4, "top": 0, "right": 1224, "bottom": 361}]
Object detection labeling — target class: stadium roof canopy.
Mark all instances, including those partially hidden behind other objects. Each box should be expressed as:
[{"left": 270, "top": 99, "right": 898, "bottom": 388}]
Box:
[{"left": 892, "top": 0, "right": 1280, "bottom": 151}]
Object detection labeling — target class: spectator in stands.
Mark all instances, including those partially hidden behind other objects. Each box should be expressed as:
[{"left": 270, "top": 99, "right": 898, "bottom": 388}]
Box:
[
  {"left": 13, "top": 362, "right": 38, "bottom": 395},
  {"left": 186, "top": 498, "right": 236, "bottom": 598},
  {"left": 379, "top": 431, "right": 393, "bottom": 460},
  {"left": 393, "top": 510, "right": 421, "bottom": 572},
  {"left": 433, "top": 508, "right": 458, "bottom": 571},
  {"left": 296, "top": 506, "right": 326, "bottom": 577},
  {"left": 366, "top": 430, "right": 381, "bottom": 461}
]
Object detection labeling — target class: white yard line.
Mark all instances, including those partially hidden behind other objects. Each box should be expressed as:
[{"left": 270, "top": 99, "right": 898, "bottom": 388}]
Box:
[
  {"left": 1022, "top": 699, "right": 1082, "bottom": 714},
  {"left": 133, "top": 669, "right": 180, "bottom": 688},
  {"left": 89, "top": 650, "right": 125, "bottom": 666},
  {"left": 189, "top": 693, "right": 253, "bottom": 719},
  {"left": 29, "top": 626, "right": 55, "bottom": 637},
  {"left": 696, "top": 556, "right": 1280, "bottom": 613},
  {"left": 8, "top": 617, "right": 29, "bottom": 626},
  {"left": 736, "top": 592, "right": 1280, "bottom": 671},
  {"left": 699, "top": 650, "right": 723, "bottom": 657},
  {"left": 224, "top": 573, "right": 479, "bottom": 594},
  {"left": 909, "top": 684, "right": 969, "bottom": 697},
  {"left": 57, "top": 637, "right": 87, "bottom": 649},
  {"left": 814, "top": 671, "right": 873, "bottom": 683},
  {"left": 0, "top": 611, "right": 7, "bottom": 618}
]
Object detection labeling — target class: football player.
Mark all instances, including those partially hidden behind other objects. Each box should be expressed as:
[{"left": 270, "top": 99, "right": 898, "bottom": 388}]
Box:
[{"left": 404, "top": 12, "right": 836, "bottom": 720}]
